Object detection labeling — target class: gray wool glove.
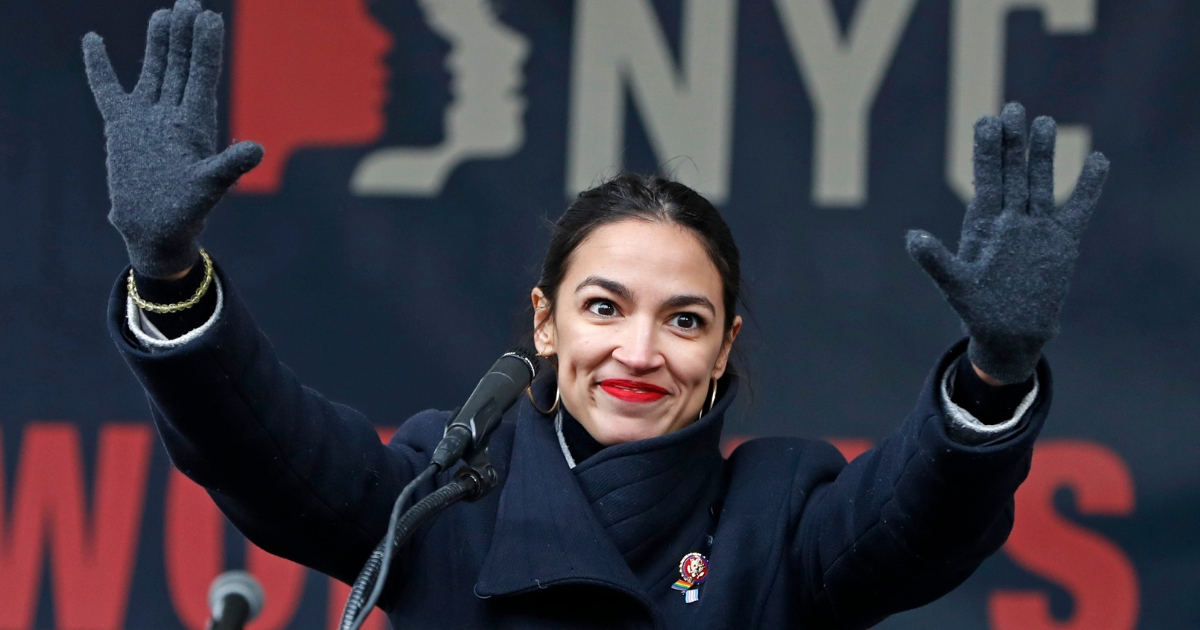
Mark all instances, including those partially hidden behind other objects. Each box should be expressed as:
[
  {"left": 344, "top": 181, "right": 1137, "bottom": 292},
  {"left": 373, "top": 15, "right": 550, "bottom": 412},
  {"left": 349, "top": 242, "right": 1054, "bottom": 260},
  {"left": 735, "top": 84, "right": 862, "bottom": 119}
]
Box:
[
  {"left": 83, "top": 0, "right": 262, "bottom": 279},
  {"left": 906, "top": 103, "right": 1110, "bottom": 384}
]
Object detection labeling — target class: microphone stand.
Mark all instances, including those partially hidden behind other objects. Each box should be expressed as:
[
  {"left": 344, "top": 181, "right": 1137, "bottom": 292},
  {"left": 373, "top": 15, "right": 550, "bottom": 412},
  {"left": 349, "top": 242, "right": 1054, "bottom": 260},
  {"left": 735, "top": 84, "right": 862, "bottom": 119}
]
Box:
[{"left": 206, "top": 571, "right": 264, "bottom": 630}]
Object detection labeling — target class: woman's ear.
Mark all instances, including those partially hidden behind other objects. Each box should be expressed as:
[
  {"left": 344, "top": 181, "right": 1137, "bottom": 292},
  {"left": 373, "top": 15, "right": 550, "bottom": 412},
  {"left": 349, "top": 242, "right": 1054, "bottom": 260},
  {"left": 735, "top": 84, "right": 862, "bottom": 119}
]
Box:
[
  {"left": 712, "top": 315, "right": 742, "bottom": 379},
  {"left": 531, "top": 287, "right": 556, "bottom": 357}
]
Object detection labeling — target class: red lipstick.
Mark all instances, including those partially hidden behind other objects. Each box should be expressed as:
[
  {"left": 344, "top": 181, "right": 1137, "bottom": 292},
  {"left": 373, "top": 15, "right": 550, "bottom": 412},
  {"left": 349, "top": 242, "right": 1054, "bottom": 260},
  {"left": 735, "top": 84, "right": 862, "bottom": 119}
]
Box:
[{"left": 599, "top": 379, "right": 669, "bottom": 403}]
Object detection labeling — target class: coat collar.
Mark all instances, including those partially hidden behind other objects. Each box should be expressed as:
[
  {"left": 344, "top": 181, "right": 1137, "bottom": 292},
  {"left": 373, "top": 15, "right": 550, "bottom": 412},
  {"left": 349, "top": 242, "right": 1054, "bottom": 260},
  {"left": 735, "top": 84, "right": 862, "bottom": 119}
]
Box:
[
  {"left": 570, "top": 393, "right": 725, "bottom": 574},
  {"left": 475, "top": 376, "right": 736, "bottom": 604}
]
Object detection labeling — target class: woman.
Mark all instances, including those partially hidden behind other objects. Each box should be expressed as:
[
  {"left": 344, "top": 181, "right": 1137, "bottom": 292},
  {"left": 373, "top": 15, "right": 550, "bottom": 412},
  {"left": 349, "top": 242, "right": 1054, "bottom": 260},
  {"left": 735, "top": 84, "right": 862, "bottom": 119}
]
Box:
[{"left": 83, "top": 2, "right": 1109, "bottom": 628}]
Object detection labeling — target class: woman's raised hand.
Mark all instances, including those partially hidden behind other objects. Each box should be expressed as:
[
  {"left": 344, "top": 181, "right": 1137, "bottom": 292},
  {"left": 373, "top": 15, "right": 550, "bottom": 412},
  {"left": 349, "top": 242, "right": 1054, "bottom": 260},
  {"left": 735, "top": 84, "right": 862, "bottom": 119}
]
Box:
[
  {"left": 905, "top": 103, "right": 1110, "bottom": 384},
  {"left": 83, "top": 0, "right": 262, "bottom": 279}
]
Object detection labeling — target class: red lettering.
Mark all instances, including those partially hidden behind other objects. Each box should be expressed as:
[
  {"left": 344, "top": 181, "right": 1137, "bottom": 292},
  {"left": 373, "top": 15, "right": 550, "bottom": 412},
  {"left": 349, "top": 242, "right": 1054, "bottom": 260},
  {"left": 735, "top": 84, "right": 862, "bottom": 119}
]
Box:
[
  {"left": 164, "top": 469, "right": 306, "bottom": 629},
  {"left": 720, "top": 435, "right": 749, "bottom": 458},
  {"left": 826, "top": 438, "right": 874, "bottom": 463},
  {"left": 322, "top": 426, "right": 397, "bottom": 629},
  {"left": 0, "top": 423, "right": 152, "bottom": 629},
  {"left": 989, "top": 440, "right": 1139, "bottom": 630},
  {"left": 231, "top": 0, "right": 392, "bottom": 193},
  {"left": 246, "top": 545, "right": 307, "bottom": 630},
  {"left": 164, "top": 469, "right": 223, "bottom": 629}
]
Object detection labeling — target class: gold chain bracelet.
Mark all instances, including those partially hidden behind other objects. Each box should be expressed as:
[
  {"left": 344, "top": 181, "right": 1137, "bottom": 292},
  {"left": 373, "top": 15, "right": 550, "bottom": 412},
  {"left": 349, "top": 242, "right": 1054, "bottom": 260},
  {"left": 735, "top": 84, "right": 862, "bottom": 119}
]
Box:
[{"left": 127, "top": 249, "right": 214, "bottom": 314}]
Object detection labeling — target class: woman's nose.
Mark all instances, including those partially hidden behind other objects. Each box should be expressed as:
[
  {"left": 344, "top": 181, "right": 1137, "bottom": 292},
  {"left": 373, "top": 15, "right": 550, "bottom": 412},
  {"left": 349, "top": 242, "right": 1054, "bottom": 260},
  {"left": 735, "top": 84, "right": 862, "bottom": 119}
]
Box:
[{"left": 611, "top": 320, "right": 665, "bottom": 372}]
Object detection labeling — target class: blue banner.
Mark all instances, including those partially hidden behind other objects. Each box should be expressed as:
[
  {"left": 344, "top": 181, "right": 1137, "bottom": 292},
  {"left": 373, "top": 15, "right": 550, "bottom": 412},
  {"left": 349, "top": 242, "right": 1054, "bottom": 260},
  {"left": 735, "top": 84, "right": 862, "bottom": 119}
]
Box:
[{"left": 1, "top": 0, "right": 1196, "bottom": 627}]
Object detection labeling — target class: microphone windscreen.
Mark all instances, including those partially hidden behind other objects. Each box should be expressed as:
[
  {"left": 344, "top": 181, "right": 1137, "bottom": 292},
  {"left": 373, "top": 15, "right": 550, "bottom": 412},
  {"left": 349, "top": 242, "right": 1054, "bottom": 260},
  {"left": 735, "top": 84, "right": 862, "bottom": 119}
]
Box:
[
  {"left": 208, "top": 570, "right": 266, "bottom": 621},
  {"left": 502, "top": 347, "right": 539, "bottom": 381}
]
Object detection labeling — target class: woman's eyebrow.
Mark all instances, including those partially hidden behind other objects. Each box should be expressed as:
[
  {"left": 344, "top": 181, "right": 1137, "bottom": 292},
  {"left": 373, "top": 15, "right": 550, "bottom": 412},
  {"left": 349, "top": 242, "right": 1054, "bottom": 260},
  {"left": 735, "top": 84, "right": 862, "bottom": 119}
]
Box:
[
  {"left": 663, "top": 294, "right": 715, "bottom": 314},
  {"left": 575, "top": 277, "right": 715, "bottom": 313},
  {"left": 575, "top": 276, "right": 633, "bottom": 301}
]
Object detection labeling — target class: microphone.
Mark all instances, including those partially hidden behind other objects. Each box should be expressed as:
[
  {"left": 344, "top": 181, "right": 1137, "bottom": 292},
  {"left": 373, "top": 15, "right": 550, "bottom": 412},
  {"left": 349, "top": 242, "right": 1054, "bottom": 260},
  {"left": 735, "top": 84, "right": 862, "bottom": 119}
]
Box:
[
  {"left": 207, "top": 571, "right": 265, "bottom": 630},
  {"left": 337, "top": 348, "right": 539, "bottom": 630},
  {"left": 430, "top": 347, "right": 539, "bottom": 470}
]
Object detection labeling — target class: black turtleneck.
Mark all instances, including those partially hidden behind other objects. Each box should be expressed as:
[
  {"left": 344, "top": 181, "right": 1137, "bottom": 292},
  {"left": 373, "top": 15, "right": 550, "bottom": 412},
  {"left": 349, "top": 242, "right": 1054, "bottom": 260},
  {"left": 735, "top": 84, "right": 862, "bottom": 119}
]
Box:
[
  {"left": 559, "top": 408, "right": 607, "bottom": 464},
  {"left": 562, "top": 396, "right": 727, "bottom": 589}
]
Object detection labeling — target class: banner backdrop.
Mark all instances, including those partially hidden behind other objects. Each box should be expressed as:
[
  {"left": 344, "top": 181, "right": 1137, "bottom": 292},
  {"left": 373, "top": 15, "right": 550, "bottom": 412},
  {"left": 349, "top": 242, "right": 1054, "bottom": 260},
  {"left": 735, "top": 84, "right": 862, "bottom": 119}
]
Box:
[{"left": 1, "top": 0, "right": 1197, "bottom": 628}]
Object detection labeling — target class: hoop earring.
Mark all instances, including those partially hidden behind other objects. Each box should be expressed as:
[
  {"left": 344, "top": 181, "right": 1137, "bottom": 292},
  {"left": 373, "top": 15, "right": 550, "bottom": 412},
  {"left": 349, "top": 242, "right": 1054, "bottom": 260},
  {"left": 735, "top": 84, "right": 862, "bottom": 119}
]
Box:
[
  {"left": 527, "top": 385, "right": 561, "bottom": 416},
  {"left": 703, "top": 377, "right": 718, "bottom": 417}
]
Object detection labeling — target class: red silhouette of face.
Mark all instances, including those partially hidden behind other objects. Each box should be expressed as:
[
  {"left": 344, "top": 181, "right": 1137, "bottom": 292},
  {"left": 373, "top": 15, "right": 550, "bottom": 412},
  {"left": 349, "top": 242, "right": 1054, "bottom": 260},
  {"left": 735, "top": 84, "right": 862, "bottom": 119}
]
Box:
[{"left": 231, "top": 0, "right": 392, "bottom": 193}]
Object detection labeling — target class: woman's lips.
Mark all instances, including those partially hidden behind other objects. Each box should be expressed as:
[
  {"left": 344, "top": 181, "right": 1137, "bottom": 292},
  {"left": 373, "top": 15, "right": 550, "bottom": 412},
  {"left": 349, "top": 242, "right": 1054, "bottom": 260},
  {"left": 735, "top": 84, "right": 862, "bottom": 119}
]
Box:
[{"left": 599, "top": 379, "right": 669, "bottom": 403}]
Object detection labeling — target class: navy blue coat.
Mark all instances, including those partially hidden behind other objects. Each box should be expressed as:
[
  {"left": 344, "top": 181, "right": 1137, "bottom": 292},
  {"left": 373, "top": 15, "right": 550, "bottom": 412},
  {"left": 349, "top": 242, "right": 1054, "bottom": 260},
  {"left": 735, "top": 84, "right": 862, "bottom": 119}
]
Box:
[{"left": 109, "top": 270, "right": 1050, "bottom": 629}]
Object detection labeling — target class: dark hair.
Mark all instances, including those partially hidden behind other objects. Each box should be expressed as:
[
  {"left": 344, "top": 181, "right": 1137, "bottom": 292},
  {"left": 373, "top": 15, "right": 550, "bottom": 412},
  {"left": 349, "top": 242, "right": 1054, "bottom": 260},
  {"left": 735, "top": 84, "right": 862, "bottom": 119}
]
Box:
[{"left": 536, "top": 174, "right": 742, "bottom": 333}]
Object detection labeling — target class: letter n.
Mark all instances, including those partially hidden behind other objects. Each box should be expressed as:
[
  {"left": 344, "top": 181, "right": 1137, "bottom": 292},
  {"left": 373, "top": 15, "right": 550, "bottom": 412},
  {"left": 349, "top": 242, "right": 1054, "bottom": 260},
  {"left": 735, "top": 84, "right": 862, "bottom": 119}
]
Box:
[{"left": 567, "top": 0, "right": 737, "bottom": 203}]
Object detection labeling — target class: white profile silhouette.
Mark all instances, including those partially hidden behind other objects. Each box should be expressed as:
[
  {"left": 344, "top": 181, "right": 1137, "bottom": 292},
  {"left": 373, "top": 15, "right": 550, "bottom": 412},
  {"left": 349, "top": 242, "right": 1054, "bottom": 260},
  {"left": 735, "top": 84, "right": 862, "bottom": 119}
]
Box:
[{"left": 351, "top": 0, "right": 530, "bottom": 196}]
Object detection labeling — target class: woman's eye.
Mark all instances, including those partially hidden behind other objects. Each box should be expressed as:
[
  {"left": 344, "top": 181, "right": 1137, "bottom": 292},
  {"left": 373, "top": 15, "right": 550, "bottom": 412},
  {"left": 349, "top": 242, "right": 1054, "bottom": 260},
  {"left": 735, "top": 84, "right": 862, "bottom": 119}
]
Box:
[
  {"left": 587, "top": 300, "right": 618, "bottom": 317},
  {"left": 672, "top": 313, "right": 704, "bottom": 330}
]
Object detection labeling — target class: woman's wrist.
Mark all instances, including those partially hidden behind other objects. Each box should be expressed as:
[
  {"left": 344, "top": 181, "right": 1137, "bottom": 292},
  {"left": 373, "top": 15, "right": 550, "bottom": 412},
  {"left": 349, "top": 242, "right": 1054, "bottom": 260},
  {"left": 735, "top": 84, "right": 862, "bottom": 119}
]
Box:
[
  {"left": 132, "top": 256, "right": 207, "bottom": 305},
  {"left": 970, "top": 362, "right": 1005, "bottom": 386},
  {"left": 160, "top": 264, "right": 194, "bottom": 282},
  {"left": 952, "top": 356, "right": 1035, "bottom": 425},
  {"left": 130, "top": 255, "right": 219, "bottom": 339}
]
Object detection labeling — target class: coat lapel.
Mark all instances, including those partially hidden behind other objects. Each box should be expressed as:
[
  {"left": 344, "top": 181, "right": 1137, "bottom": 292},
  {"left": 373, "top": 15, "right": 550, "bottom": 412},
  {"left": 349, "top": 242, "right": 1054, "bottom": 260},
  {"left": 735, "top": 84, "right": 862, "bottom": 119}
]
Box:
[{"left": 475, "top": 384, "right": 646, "bottom": 603}]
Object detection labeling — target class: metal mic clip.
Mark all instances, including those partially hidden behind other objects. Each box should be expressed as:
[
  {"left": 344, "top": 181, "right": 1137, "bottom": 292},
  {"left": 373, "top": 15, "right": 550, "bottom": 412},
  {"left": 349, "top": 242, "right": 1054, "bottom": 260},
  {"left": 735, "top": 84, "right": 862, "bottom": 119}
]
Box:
[{"left": 453, "top": 446, "right": 499, "bottom": 502}]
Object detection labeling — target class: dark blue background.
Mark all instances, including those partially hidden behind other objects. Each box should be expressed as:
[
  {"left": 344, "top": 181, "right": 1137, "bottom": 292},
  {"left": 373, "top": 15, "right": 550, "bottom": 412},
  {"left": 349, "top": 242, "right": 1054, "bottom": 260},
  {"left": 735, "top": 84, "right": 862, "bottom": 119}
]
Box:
[{"left": 1, "top": 0, "right": 1197, "bottom": 627}]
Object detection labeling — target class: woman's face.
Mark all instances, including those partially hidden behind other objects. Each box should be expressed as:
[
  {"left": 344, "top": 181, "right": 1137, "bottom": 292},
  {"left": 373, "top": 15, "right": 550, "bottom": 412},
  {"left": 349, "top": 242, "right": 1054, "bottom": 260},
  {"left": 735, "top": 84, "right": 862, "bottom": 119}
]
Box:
[{"left": 532, "top": 220, "right": 742, "bottom": 445}]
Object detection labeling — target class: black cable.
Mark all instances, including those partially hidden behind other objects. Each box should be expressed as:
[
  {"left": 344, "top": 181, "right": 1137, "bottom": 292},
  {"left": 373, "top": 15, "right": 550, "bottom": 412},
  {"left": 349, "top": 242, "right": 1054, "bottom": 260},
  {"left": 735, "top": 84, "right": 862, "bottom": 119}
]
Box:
[
  {"left": 338, "top": 463, "right": 437, "bottom": 630},
  {"left": 339, "top": 470, "right": 482, "bottom": 630},
  {"left": 356, "top": 476, "right": 478, "bottom": 628}
]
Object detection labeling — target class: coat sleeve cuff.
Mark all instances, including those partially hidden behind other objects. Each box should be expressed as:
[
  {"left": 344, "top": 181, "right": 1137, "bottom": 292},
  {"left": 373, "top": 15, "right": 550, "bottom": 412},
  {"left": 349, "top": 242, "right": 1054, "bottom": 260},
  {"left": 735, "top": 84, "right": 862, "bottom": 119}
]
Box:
[
  {"left": 939, "top": 353, "right": 1040, "bottom": 446},
  {"left": 125, "top": 275, "right": 225, "bottom": 351}
]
